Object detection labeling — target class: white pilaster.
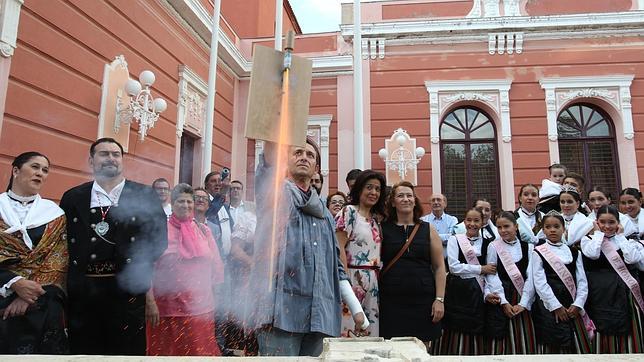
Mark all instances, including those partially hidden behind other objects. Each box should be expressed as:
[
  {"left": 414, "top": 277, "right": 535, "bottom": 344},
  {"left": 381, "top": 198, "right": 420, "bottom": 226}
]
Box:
[{"left": 0, "top": 0, "right": 23, "bottom": 57}]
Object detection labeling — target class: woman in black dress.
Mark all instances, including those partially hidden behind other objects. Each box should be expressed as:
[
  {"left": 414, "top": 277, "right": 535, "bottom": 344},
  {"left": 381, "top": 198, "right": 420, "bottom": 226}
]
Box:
[{"left": 379, "top": 181, "right": 446, "bottom": 350}]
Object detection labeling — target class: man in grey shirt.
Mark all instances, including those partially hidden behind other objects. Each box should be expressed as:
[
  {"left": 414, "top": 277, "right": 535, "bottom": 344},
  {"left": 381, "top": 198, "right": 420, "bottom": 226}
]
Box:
[{"left": 248, "top": 138, "right": 366, "bottom": 357}]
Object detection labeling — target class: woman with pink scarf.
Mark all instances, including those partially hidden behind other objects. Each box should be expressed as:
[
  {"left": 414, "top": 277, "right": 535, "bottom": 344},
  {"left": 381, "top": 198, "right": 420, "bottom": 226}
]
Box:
[{"left": 146, "top": 183, "right": 224, "bottom": 356}]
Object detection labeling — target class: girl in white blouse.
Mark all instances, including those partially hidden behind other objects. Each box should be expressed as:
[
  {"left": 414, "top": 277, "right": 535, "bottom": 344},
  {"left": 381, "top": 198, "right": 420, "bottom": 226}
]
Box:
[
  {"left": 531, "top": 212, "right": 591, "bottom": 353},
  {"left": 559, "top": 187, "right": 593, "bottom": 247},
  {"left": 581, "top": 205, "right": 644, "bottom": 353},
  {"left": 485, "top": 211, "right": 536, "bottom": 354},
  {"left": 619, "top": 188, "right": 644, "bottom": 239},
  {"left": 439, "top": 208, "right": 496, "bottom": 355}
]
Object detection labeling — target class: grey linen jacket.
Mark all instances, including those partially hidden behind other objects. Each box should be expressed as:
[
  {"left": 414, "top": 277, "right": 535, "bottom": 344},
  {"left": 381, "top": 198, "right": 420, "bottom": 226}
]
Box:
[{"left": 247, "top": 155, "right": 348, "bottom": 336}]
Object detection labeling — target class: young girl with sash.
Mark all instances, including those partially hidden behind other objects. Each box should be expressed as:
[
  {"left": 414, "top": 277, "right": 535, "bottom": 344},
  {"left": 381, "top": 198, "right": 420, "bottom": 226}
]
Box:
[
  {"left": 587, "top": 187, "right": 637, "bottom": 238},
  {"left": 559, "top": 187, "right": 594, "bottom": 248},
  {"left": 581, "top": 205, "right": 644, "bottom": 353},
  {"left": 531, "top": 212, "right": 592, "bottom": 353},
  {"left": 485, "top": 211, "right": 536, "bottom": 354},
  {"left": 440, "top": 208, "right": 496, "bottom": 355},
  {"left": 514, "top": 184, "right": 544, "bottom": 245}
]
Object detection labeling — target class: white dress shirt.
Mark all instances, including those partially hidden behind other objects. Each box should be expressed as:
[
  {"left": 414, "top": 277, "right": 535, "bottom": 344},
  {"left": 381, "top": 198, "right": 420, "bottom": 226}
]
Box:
[
  {"left": 485, "top": 240, "right": 535, "bottom": 309},
  {"left": 532, "top": 241, "right": 588, "bottom": 312},
  {"left": 90, "top": 179, "right": 125, "bottom": 208},
  {"left": 447, "top": 234, "right": 483, "bottom": 278}
]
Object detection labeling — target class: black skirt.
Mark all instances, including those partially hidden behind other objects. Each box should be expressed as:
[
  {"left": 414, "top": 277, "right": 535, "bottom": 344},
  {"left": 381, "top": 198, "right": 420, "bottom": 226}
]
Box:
[
  {"left": 0, "top": 284, "right": 68, "bottom": 354},
  {"left": 443, "top": 275, "right": 485, "bottom": 335}
]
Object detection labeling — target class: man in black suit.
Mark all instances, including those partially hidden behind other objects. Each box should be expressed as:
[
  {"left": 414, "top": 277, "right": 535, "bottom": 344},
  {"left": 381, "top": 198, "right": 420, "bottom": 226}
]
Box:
[{"left": 60, "top": 138, "right": 167, "bottom": 355}]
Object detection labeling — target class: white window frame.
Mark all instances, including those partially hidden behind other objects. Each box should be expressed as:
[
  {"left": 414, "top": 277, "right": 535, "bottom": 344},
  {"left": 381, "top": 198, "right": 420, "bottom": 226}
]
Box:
[
  {"left": 425, "top": 79, "right": 515, "bottom": 210},
  {"left": 540, "top": 75, "right": 637, "bottom": 188},
  {"left": 174, "top": 65, "right": 208, "bottom": 185}
]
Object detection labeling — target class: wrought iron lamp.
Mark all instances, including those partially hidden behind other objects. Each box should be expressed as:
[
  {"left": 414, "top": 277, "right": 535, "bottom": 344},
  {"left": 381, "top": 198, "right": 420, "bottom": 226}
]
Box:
[
  {"left": 378, "top": 128, "right": 425, "bottom": 180},
  {"left": 115, "top": 70, "right": 167, "bottom": 140}
]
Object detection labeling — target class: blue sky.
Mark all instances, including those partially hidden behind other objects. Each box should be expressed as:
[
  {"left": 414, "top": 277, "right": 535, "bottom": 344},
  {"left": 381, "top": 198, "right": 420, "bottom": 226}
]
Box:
[{"left": 289, "top": 0, "right": 342, "bottom": 33}]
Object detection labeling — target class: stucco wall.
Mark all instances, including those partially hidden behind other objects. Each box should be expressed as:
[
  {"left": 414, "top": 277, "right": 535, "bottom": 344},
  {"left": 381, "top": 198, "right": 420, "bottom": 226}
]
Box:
[{"left": 0, "top": 0, "right": 234, "bottom": 200}]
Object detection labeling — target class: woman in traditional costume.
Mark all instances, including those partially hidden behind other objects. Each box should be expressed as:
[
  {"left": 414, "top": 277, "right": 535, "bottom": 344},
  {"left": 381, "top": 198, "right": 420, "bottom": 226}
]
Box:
[
  {"left": 559, "top": 187, "right": 594, "bottom": 248},
  {"left": 586, "top": 187, "right": 637, "bottom": 238},
  {"left": 581, "top": 205, "right": 644, "bottom": 353},
  {"left": 440, "top": 208, "right": 497, "bottom": 355},
  {"left": 454, "top": 199, "right": 500, "bottom": 244},
  {"left": 531, "top": 212, "right": 592, "bottom": 353},
  {"left": 379, "top": 181, "right": 446, "bottom": 351},
  {"left": 619, "top": 188, "right": 644, "bottom": 239},
  {"left": 0, "top": 151, "right": 68, "bottom": 354},
  {"left": 146, "top": 183, "right": 224, "bottom": 356},
  {"left": 485, "top": 211, "right": 536, "bottom": 354},
  {"left": 335, "top": 170, "right": 386, "bottom": 337}
]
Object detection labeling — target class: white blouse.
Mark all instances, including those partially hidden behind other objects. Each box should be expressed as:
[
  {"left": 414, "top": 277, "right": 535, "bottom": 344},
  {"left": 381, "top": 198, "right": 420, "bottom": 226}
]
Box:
[
  {"left": 447, "top": 234, "right": 483, "bottom": 279},
  {"left": 517, "top": 208, "right": 543, "bottom": 230},
  {"left": 563, "top": 212, "right": 594, "bottom": 246},
  {"left": 627, "top": 208, "right": 644, "bottom": 238},
  {"left": 485, "top": 240, "right": 535, "bottom": 309},
  {"left": 531, "top": 241, "right": 588, "bottom": 312},
  {"left": 581, "top": 231, "right": 644, "bottom": 265}
]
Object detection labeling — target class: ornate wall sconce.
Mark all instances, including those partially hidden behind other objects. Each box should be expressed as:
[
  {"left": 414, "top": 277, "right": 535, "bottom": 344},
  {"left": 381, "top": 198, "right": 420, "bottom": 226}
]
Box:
[
  {"left": 115, "top": 70, "right": 167, "bottom": 141},
  {"left": 379, "top": 128, "right": 425, "bottom": 185}
]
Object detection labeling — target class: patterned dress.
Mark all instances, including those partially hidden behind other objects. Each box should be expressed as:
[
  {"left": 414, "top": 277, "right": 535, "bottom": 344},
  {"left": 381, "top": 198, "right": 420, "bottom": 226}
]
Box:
[{"left": 335, "top": 205, "right": 381, "bottom": 337}]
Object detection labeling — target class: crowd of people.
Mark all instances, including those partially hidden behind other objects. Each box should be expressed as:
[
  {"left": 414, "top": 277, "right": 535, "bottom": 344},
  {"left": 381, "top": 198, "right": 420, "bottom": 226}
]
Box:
[{"left": 1, "top": 137, "right": 643, "bottom": 356}]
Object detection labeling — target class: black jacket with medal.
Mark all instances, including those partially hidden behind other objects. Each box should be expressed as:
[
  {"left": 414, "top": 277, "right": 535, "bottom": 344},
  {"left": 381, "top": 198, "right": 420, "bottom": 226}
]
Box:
[{"left": 60, "top": 180, "right": 168, "bottom": 295}]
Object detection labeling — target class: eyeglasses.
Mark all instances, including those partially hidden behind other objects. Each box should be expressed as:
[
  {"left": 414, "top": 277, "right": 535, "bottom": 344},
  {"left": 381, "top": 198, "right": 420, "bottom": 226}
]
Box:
[
  {"left": 194, "top": 196, "right": 210, "bottom": 202},
  {"left": 154, "top": 187, "right": 170, "bottom": 192},
  {"left": 329, "top": 200, "right": 345, "bottom": 206}
]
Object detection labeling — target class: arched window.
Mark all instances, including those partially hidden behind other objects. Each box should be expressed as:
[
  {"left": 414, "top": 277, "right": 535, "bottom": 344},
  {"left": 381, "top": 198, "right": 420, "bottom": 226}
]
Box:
[
  {"left": 557, "top": 103, "right": 620, "bottom": 196},
  {"left": 440, "top": 106, "right": 500, "bottom": 218}
]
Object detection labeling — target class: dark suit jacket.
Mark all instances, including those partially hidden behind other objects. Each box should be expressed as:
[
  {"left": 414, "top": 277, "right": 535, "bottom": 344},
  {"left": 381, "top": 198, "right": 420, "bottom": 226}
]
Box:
[{"left": 60, "top": 180, "right": 167, "bottom": 295}]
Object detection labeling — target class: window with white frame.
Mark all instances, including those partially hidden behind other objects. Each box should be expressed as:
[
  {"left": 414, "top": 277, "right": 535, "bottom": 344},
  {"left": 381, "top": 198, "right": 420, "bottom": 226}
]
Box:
[
  {"left": 425, "top": 80, "right": 515, "bottom": 211},
  {"left": 557, "top": 103, "right": 620, "bottom": 196}
]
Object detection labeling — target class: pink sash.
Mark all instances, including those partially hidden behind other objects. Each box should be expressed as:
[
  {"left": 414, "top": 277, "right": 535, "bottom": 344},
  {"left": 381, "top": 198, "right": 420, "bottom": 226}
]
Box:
[
  {"left": 493, "top": 239, "right": 525, "bottom": 296},
  {"left": 535, "top": 243, "right": 596, "bottom": 340},
  {"left": 456, "top": 235, "right": 485, "bottom": 293},
  {"left": 601, "top": 239, "right": 644, "bottom": 312}
]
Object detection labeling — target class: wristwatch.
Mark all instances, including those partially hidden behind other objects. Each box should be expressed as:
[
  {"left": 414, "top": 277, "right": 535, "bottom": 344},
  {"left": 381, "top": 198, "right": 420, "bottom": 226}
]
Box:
[{"left": 435, "top": 296, "right": 444, "bottom": 303}]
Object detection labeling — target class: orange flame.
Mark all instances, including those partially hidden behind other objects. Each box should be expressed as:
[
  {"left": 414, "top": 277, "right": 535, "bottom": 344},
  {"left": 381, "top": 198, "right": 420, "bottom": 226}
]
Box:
[{"left": 268, "top": 68, "right": 290, "bottom": 290}]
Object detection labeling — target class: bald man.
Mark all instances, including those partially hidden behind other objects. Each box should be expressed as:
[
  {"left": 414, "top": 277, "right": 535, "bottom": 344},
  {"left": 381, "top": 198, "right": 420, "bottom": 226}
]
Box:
[{"left": 420, "top": 193, "right": 458, "bottom": 257}]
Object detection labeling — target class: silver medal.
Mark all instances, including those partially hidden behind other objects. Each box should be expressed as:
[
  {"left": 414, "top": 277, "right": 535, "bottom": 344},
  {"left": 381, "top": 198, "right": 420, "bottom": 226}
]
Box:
[{"left": 95, "top": 221, "right": 110, "bottom": 236}]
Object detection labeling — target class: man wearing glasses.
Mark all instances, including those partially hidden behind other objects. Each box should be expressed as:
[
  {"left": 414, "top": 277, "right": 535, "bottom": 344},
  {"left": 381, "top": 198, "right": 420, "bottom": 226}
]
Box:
[{"left": 151, "top": 178, "right": 172, "bottom": 217}]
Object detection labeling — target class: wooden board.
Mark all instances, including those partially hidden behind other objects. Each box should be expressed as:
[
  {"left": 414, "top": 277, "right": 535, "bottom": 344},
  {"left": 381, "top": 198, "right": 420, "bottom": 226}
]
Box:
[{"left": 244, "top": 45, "right": 312, "bottom": 147}]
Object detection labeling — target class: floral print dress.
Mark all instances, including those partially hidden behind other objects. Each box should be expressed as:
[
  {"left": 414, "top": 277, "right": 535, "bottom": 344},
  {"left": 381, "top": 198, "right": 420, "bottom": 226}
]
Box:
[{"left": 335, "top": 204, "right": 381, "bottom": 337}]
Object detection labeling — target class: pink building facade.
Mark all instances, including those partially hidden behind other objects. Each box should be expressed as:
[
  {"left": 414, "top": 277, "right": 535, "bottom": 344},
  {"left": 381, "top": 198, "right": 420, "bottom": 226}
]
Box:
[{"left": 0, "top": 0, "right": 643, "bottom": 214}]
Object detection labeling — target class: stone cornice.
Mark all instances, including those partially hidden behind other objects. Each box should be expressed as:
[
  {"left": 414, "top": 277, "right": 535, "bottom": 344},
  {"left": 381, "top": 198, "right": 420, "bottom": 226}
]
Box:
[{"left": 341, "top": 11, "right": 644, "bottom": 40}]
